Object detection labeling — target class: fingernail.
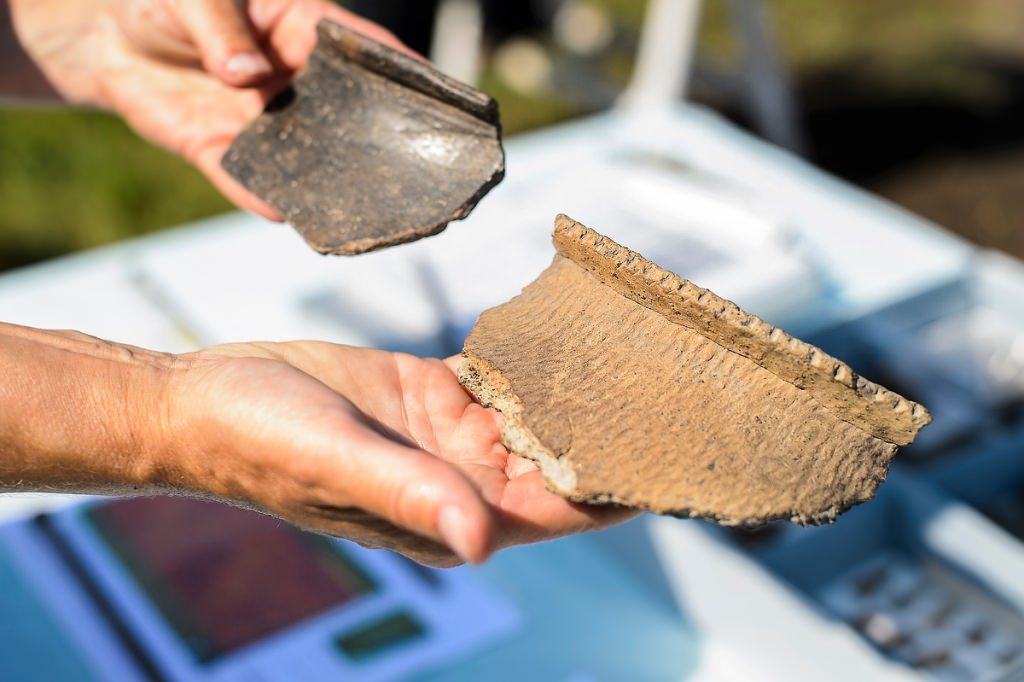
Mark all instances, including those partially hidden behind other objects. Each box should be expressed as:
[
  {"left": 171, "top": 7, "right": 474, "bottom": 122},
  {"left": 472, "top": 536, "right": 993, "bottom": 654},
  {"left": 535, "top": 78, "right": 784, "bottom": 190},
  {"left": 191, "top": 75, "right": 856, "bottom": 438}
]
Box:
[
  {"left": 225, "top": 53, "right": 272, "bottom": 77},
  {"left": 437, "top": 506, "right": 479, "bottom": 565}
]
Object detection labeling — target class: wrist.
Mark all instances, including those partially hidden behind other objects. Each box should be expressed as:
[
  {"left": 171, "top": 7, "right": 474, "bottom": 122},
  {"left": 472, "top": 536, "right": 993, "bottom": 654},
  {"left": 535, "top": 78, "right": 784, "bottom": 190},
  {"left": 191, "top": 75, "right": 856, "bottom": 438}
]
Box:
[
  {"left": 0, "top": 323, "right": 188, "bottom": 493},
  {"left": 148, "top": 344, "right": 288, "bottom": 503}
]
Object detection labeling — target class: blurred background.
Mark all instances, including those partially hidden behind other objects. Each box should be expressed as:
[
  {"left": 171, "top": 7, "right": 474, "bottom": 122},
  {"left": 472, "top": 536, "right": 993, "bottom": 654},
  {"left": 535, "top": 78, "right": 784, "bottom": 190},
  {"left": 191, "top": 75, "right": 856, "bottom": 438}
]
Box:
[
  {"left": 3, "top": 0, "right": 1024, "bottom": 271},
  {"left": 4, "top": 2, "right": 1024, "bottom": 681}
]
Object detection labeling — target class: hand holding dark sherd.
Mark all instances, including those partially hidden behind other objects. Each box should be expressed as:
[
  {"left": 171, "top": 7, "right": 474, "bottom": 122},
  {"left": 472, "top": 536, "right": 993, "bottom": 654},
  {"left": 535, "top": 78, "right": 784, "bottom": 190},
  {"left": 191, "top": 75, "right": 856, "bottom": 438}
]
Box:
[{"left": 4, "top": 0, "right": 407, "bottom": 218}]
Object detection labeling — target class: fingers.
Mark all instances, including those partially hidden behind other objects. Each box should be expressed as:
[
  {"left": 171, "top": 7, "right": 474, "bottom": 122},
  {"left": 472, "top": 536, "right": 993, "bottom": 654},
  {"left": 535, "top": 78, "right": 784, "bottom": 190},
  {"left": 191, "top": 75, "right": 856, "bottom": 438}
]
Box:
[
  {"left": 342, "top": 430, "right": 496, "bottom": 564},
  {"left": 192, "top": 143, "right": 284, "bottom": 221},
  {"left": 505, "top": 453, "right": 540, "bottom": 478},
  {"left": 315, "top": 3, "right": 420, "bottom": 59},
  {"left": 252, "top": 0, "right": 421, "bottom": 72},
  {"left": 177, "top": 0, "right": 274, "bottom": 86},
  {"left": 497, "top": 470, "right": 639, "bottom": 546}
]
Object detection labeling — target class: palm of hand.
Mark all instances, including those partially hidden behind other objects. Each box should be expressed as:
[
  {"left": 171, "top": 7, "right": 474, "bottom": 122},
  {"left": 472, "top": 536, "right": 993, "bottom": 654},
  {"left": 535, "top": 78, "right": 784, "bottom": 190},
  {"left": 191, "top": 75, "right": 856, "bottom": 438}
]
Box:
[
  {"left": 345, "top": 351, "right": 626, "bottom": 543},
  {"left": 175, "top": 343, "right": 632, "bottom": 566}
]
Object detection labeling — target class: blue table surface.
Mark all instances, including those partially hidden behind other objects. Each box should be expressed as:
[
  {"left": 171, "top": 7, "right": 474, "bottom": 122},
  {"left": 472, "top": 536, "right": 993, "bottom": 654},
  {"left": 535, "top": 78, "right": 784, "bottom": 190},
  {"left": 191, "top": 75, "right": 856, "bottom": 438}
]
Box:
[
  {"left": 418, "top": 532, "right": 700, "bottom": 682},
  {"left": 0, "top": 549, "right": 98, "bottom": 682}
]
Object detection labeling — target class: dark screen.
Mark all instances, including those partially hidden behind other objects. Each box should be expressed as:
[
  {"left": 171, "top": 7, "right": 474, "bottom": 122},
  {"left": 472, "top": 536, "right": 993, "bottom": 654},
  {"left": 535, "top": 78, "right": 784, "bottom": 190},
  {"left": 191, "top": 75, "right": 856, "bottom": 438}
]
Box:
[{"left": 86, "top": 497, "right": 376, "bottom": 663}]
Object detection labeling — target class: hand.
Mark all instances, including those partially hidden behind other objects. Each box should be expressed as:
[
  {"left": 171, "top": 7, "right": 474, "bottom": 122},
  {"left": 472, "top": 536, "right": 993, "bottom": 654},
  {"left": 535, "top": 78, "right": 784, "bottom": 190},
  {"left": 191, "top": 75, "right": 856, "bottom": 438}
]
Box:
[
  {"left": 162, "top": 342, "right": 636, "bottom": 566},
  {"left": 1, "top": 326, "right": 633, "bottom": 566},
  {"left": 7, "top": 0, "right": 407, "bottom": 218}
]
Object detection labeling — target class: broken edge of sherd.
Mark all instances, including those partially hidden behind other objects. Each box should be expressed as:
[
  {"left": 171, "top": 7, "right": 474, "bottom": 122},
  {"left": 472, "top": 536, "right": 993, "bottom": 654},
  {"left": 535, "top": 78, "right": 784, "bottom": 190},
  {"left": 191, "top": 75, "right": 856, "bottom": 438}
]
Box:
[{"left": 550, "top": 213, "right": 932, "bottom": 447}]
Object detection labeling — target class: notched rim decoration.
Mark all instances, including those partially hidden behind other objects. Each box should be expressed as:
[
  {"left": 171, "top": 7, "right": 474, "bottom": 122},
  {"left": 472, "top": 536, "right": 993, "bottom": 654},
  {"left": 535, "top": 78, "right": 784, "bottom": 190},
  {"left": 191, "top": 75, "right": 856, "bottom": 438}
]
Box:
[{"left": 459, "top": 215, "right": 932, "bottom": 527}]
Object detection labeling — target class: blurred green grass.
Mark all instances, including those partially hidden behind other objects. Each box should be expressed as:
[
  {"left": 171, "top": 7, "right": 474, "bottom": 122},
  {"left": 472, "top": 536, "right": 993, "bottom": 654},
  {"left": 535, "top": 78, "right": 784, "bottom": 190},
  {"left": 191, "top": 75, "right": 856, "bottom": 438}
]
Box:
[
  {"left": 0, "top": 108, "right": 231, "bottom": 271},
  {"left": 2, "top": 0, "right": 1023, "bottom": 272}
]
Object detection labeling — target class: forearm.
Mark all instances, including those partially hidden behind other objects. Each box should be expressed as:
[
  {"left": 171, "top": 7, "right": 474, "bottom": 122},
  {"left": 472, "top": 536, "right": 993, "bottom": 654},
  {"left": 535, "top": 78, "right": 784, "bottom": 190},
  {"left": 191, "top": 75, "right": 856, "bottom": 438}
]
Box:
[{"left": 0, "top": 322, "right": 182, "bottom": 493}]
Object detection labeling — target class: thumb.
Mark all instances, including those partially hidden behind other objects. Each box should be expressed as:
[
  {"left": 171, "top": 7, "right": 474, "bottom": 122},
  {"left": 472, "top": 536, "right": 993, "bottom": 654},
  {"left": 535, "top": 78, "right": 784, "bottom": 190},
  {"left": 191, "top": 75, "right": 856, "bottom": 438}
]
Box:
[
  {"left": 178, "top": 0, "right": 274, "bottom": 86},
  {"left": 343, "top": 431, "right": 496, "bottom": 564}
]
